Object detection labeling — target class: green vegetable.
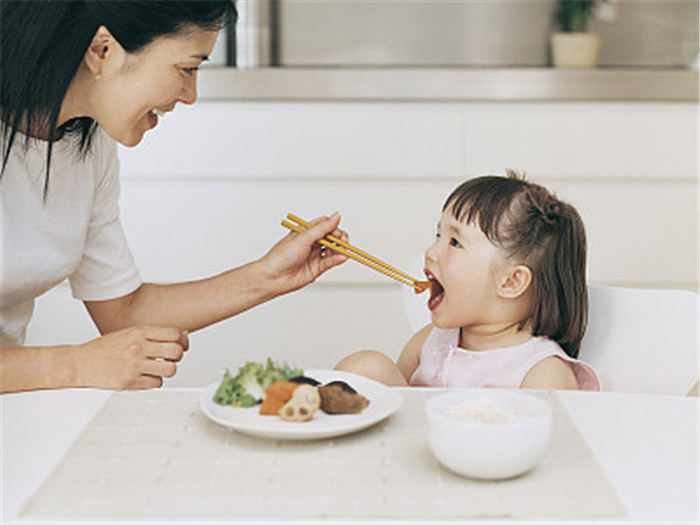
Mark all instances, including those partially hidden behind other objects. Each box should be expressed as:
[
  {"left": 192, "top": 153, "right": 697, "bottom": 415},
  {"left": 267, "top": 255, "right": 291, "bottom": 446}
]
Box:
[{"left": 212, "top": 358, "right": 303, "bottom": 408}]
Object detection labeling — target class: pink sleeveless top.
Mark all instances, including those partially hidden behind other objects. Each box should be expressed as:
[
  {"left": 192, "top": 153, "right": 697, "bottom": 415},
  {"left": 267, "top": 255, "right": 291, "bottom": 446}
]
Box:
[{"left": 409, "top": 327, "right": 600, "bottom": 391}]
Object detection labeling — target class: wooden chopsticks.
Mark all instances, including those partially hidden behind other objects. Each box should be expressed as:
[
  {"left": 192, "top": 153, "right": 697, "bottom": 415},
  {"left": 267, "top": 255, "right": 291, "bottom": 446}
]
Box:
[{"left": 282, "top": 213, "right": 430, "bottom": 294}]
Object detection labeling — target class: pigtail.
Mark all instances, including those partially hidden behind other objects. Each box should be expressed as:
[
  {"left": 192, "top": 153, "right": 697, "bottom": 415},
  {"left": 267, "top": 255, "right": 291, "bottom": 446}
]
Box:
[
  {"left": 542, "top": 200, "right": 563, "bottom": 226},
  {"left": 516, "top": 182, "right": 587, "bottom": 357},
  {"left": 551, "top": 203, "right": 588, "bottom": 357},
  {"left": 528, "top": 191, "right": 587, "bottom": 357}
]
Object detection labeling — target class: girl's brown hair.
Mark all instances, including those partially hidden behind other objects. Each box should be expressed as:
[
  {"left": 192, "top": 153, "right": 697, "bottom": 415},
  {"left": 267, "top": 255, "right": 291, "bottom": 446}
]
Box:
[{"left": 443, "top": 171, "right": 587, "bottom": 357}]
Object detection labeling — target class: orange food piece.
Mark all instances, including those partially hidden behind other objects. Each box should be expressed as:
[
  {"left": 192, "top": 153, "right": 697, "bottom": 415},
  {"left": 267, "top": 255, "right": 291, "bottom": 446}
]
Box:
[{"left": 259, "top": 381, "right": 300, "bottom": 415}]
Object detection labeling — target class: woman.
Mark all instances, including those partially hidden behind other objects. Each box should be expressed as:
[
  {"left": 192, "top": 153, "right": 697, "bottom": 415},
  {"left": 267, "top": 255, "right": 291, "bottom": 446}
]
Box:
[{"left": 0, "top": 1, "right": 347, "bottom": 393}]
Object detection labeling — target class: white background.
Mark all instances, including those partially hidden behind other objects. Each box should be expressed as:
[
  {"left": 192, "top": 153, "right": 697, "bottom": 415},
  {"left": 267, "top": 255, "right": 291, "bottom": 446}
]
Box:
[{"left": 26, "top": 100, "right": 699, "bottom": 386}]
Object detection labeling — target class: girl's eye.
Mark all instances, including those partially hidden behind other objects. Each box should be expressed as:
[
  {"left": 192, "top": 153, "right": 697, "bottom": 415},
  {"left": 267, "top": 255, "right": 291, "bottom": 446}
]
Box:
[{"left": 449, "top": 237, "right": 462, "bottom": 248}]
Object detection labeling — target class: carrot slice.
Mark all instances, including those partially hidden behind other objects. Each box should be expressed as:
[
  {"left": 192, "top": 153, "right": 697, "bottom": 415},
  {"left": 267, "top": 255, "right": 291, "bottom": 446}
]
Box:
[{"left": 259, "top": 381, "right": 300, "bottom": 415}]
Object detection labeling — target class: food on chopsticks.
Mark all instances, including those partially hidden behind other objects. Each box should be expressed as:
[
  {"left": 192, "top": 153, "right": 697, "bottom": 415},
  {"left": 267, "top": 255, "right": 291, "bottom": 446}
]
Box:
[
  {"left": 282, "top": 213, "right": 431, "bottom": 294},
  {"left": 212, "top": 359, "right": 302, "bottom": 408}
]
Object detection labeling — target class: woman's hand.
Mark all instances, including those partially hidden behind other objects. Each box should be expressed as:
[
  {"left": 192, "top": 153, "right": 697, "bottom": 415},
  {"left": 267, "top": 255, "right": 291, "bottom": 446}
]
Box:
[
  {"left": 75, "top": 325, "right": 189, "bottom": 389},
  {"left": 259, "top": 212, "right": 349, "bottom": 295},
  {"left": 0, "top": 326, "right": 188, "bottom": 393}
]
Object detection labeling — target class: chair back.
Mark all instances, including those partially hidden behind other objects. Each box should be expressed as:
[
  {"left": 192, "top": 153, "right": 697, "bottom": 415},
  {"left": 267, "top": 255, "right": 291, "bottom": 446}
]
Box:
[{"left": 582, "top": 285, "right": 698, "bottom": 396}]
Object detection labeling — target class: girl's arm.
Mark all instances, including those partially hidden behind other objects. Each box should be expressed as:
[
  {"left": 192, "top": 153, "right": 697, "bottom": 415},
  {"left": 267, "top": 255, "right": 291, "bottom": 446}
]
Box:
[
  {"left": 85, "top": 214, "right": 347, "bottom": 334},
  {"left": 520, "top": 357, "right": 579, "bottom": 390},
  {"left": 396, "top": 324, "right": 432, "bottom": 383}
]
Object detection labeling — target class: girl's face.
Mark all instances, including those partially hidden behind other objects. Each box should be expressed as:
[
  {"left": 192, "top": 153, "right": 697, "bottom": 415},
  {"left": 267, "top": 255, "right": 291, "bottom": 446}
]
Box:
[
  {"left": 424, "top": 207, "right": 508, "bottom": 330},
  {"left": 89, "top": 26, "right": 219, "bottom": 147}
]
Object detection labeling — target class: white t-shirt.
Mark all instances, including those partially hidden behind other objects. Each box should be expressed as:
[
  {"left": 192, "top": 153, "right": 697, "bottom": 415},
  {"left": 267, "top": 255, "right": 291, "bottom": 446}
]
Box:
[{"left": 0, "top": 128, "right": 142, "bottom": 347}]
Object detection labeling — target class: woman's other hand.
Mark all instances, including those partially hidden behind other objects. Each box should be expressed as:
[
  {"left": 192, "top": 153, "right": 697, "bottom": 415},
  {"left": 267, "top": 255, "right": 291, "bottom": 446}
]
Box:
[
  {"left": 76, "top": 326, "right": 189, "bottom": 389},
  {"left": 260, "top": 212, "right": 348, "bottom": 294}
]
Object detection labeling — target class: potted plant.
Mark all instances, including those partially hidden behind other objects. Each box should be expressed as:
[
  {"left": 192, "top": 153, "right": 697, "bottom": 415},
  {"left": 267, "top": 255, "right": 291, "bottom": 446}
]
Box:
[{"left": 551, "top": 0, "right": 607, "bottom": 68}]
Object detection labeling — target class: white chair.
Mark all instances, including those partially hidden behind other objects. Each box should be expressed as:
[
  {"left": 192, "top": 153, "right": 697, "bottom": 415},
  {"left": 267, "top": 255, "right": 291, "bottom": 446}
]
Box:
[
  {"left": 402, "top": 271, "right": 699, "bottom": 395},
  {"left": 581, "top": 285, "right": 698, "bottom": 396}
]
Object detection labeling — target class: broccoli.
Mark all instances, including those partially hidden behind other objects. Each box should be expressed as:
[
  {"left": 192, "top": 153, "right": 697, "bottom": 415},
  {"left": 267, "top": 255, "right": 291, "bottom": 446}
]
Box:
[
  {"left": 238, "top": 366, "right": 265, "bottom": 402},
  {"left": 212, "top": 358, "right": 303, "bottom": 408}
]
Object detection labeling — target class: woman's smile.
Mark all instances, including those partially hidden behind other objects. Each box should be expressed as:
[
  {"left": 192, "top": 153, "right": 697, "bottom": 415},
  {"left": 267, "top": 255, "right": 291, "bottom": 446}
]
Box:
[{"left": 146, "top": 107, "right": 170, "bottom": 129}]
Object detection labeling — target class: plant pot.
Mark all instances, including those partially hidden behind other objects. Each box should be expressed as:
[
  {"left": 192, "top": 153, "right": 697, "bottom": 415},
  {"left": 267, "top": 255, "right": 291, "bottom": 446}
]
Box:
[{"left": 551, "top": 32, "right": 601, "bottom": 68}]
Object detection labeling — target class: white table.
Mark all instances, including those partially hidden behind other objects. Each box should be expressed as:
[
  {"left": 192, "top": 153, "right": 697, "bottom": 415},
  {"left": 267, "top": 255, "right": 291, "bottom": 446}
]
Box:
[{"left": 1, "top": 388, "right": 697, "bottom": 522}]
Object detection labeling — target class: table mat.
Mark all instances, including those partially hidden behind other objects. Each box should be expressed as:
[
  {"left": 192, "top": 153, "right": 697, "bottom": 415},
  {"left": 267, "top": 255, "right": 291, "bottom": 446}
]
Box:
[{"left": 22, "top": 389, "right": 624, "bottom": 520}]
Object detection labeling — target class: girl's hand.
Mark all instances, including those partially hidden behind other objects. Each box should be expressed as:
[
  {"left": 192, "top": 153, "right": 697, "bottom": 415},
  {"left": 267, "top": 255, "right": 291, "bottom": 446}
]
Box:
[
  {"left": 260, "top": 212, "right": 348, "bottom": 294},
  {"left": 75, "top": 326, "right": 189, "bottom": 389}
]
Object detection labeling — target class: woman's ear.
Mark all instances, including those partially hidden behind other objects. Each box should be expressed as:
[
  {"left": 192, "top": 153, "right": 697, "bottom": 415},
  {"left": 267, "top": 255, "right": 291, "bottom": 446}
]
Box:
[
  {"left": 498, "top": 264, "right": 532, "bottom": 299},
  {"left": 84, "top": 26, "right": 115, "bottom": 78}
]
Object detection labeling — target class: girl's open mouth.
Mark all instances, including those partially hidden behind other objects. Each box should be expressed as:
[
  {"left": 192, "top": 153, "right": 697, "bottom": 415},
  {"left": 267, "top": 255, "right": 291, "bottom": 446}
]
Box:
[{"left": 425, "top": 271, "right": 445, "bottom": 311}]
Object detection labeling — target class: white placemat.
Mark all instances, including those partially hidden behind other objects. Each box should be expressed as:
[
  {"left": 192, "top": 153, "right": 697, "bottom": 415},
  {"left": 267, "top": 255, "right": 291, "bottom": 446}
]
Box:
[{"left": 21, "top": 389, "right": 624, "bottom": 520}]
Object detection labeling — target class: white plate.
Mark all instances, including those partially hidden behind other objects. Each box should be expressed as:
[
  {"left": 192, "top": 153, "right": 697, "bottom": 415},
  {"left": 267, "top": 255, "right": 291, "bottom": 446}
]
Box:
[{"left": 199, "top": 369, "right": 403, "bottom": 440}]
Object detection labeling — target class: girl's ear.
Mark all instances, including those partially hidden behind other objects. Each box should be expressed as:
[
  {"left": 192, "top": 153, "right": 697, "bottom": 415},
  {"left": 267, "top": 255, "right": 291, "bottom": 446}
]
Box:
[
  {"left": 498, "top": 264, "right": 532, "bottom": 299},
  {"left": 84, "top": 26, "right": 115, "bottom": 78}
]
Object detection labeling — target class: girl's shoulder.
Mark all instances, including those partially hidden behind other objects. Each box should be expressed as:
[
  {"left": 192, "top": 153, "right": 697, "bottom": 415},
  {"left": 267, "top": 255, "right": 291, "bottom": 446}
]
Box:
[
  {"left": 405, "top": 324, "right": 436, "bottom": 354},
  {"left": 522, "top": 337, "right": 601, "bottom": 391},
  {"left": 400, "top": 324, "right": 451, "bottom": 366},
  {"left": 521, "top": 355, "right": 579, "bottom": 389},
  {"left": 397, "top": 324, "right": 436, "bottom": 382}
]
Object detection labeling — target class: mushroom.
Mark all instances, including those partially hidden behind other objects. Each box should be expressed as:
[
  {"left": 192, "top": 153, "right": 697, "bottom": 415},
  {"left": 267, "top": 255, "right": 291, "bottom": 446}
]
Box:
[
  {"left": 319, "top": 384, "right": 370, "bottom": 414},
  {"left": 278, "top": 384, "right": 321, "bottom": 422}
]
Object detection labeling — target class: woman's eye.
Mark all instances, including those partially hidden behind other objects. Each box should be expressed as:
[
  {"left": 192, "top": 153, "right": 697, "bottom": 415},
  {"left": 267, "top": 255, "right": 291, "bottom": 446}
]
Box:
[{"left": 181, "top": 67, "right": 199, "bottom": 76}]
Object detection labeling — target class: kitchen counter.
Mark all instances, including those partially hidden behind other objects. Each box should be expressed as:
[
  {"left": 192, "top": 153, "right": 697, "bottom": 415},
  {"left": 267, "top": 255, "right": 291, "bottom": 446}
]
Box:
[{"left": 198, "top": 67, "right": 699, "bottom": 102}]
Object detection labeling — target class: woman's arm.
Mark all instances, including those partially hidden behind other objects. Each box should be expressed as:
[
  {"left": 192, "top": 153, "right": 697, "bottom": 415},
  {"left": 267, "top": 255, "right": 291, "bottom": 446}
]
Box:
[
  {"left": 85, "top": 213, "right": 347, "bottom": 334},
  {"left": 0, "top": 326, "right": 188, "bottom": 393},
  {"left": 1, "top": 214, "right": 345, "bottom": 394}
]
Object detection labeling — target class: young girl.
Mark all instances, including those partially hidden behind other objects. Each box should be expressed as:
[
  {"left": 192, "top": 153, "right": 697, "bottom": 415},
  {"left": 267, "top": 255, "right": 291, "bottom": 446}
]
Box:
[{"left": 335, "top": 172, "right": 600, "bottom": 390}]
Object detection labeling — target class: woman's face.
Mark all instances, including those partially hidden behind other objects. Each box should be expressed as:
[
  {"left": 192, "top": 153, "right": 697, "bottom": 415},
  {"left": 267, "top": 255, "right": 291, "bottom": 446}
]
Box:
[
  {"left": 89, "top": 25, "right": 218, "bottom": 147},
  {"left": 423, "top": 208, "right": 507, "bottom": 330}
]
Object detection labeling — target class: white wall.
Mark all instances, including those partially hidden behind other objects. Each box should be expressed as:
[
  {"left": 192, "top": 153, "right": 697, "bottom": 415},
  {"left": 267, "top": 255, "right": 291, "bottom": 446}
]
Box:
[{"left": 25, "top": 101, "right": 699, "bottom": 386}]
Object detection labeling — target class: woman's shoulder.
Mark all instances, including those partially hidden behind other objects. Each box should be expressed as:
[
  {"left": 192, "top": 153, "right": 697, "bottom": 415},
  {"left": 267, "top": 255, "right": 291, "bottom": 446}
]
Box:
[
  {"left": 89, "top": 126, "right": 118, "bottom": 158},
  {"left": 81, "top": 127, "right": 120, "bottom": 187}
]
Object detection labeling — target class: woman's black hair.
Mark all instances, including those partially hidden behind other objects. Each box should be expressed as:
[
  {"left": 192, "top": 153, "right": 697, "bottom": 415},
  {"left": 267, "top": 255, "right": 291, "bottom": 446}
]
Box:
[{"left": 0, "top": 0, "right": 236, "bottom": 196}]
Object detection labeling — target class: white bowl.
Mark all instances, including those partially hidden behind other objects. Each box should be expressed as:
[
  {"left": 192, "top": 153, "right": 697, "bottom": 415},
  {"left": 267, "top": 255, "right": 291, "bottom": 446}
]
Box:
[{"left": 425, "top": 390, "right": 552, "bottom": 480}]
